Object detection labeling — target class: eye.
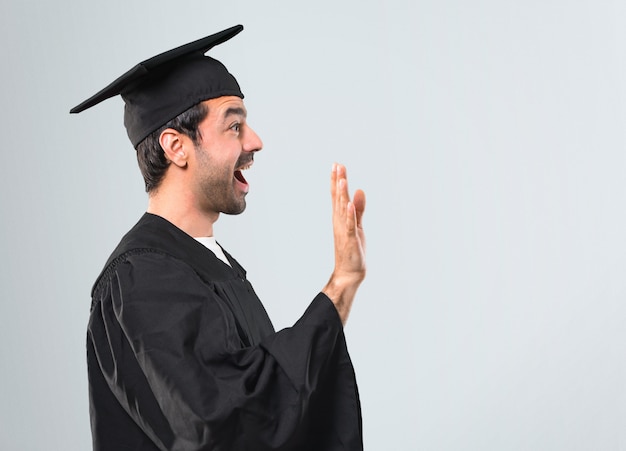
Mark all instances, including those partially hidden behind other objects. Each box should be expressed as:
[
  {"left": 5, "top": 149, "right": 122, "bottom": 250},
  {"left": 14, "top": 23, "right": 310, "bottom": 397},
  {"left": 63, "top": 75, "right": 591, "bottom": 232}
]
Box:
[{"left": 229, "top": 122, "right": 241, "bottom": 133}]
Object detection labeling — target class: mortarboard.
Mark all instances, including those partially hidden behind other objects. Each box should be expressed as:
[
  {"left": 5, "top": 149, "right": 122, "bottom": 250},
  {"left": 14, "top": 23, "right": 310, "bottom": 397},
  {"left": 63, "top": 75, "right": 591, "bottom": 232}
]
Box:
[{"left": 70, "top": 25, "right": 244, "bottom": 148}]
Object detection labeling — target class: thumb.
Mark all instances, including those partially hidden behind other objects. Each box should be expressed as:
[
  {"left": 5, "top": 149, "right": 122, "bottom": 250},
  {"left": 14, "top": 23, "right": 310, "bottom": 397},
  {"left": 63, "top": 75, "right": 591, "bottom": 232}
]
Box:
[{"left": 353, "top": 189, "right": 366, "bottom": 227}]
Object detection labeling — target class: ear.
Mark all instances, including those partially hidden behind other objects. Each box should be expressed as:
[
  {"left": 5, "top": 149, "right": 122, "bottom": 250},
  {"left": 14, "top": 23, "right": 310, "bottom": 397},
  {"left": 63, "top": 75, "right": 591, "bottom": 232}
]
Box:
[{"left": 159, "top": 129, "right": 188, "bottom": 168}]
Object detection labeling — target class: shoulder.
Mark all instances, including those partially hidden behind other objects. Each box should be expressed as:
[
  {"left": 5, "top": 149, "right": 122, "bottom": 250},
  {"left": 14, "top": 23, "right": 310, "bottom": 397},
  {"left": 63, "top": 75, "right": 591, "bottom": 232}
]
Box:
[
  {"left": 118, "top": 249, "right": 202, "bottom": 280},
  {"left": 91, "top": 250, "right": 240, "bottom": 353},
  {"left": 93, "top": 250, "right": 210, "bottom": 304}
]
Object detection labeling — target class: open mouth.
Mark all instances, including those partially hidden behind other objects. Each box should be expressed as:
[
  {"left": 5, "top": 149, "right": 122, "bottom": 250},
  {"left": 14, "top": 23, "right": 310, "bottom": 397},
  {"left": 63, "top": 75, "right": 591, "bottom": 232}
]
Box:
[
  {"left": 234, "top": 160, "right": 253, "bottom": 186},
  {"left": 234, "top": 170, "right": 247, "bottom": 185}
]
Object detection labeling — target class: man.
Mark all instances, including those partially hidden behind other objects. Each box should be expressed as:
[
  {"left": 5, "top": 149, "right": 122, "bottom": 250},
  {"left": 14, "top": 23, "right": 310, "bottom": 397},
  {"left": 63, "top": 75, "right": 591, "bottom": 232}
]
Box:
[{"left": 71, "top": 25, "right": 366, "bottom": 450}]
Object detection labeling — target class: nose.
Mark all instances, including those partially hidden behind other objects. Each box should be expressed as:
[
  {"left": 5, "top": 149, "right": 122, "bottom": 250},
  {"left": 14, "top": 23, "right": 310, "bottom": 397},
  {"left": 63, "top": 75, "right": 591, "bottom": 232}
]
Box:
[{"left": 243, "top": 124, "right": 263, "bottom": 153}]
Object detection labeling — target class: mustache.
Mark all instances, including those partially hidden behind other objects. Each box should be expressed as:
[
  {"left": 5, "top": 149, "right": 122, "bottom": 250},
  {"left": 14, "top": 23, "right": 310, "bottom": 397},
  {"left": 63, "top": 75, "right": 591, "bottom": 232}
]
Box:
[{"left": 236, "top": 154, "right": 254, "bottom": 168}]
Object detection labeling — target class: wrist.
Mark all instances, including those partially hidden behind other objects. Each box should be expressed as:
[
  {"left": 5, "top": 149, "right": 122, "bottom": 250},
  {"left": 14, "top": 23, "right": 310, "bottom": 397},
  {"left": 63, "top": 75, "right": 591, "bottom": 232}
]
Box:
[{"left": 322, "top": 273, "right": 362, "bottom": 325}]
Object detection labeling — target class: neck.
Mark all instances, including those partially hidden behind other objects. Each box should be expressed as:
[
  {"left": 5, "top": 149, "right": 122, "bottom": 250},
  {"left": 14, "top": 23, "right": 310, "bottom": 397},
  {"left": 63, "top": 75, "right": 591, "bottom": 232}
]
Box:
[{"left": 147, "top": 189, "right": 219, "bottom": 238}]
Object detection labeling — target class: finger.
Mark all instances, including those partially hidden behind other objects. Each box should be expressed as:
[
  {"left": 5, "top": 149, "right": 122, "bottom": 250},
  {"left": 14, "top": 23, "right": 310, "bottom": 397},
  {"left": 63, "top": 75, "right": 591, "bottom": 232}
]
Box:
[
  {"left": 330, "top": 163, "right": 337, "bottom": 202},
  {"left": 331, "top": 164, "right": 344, "bottom": 220},
  {"left": 336, "top": 164, "right": 349, "bottom": 215},
  {"left": 353, "top": 189, "right": 366, "bottom": 228},
  {"left": 338, "top": 177, "right": 349, "bottom": 219},
  {"left": 337, "top": 164, "right": 347, "bottom": 192},
  {"left": 346, "top": 201, "right": 356, "bottom": 233}
]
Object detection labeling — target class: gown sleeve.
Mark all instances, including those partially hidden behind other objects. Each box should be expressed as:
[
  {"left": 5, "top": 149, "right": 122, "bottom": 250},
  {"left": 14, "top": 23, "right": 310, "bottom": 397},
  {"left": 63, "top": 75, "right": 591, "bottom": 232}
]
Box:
[{"left": 88, "top": 251, "right": 360, "bottom": 451}]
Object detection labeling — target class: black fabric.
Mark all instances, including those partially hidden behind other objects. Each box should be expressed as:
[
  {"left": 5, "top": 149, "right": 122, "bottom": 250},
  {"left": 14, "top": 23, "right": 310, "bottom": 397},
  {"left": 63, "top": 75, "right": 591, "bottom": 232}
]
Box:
[
  {"left": 70, "top": 25, "right": 244, "bottom": 147},
  {"left": 88, "top": 213, "right": 363, "bottom": 450}
]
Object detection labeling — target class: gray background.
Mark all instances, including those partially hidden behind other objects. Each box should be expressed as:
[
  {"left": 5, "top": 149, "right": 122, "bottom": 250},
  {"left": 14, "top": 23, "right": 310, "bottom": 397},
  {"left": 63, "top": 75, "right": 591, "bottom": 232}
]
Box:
[{"left": 2, "top": 0, "right": 626, "bottom": 450}]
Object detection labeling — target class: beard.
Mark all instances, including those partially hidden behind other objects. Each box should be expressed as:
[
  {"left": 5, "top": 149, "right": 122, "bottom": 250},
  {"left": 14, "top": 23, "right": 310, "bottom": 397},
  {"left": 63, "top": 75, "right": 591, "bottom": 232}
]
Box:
[{"left": 194, "top": 145, "right": 250, "bottom": 216}]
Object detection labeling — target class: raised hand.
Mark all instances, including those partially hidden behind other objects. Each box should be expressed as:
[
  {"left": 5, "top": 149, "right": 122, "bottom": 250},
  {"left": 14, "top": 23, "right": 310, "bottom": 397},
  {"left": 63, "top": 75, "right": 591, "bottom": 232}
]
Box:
[{"left": 322, "top": 163, "right": 366, "bottom": 325}]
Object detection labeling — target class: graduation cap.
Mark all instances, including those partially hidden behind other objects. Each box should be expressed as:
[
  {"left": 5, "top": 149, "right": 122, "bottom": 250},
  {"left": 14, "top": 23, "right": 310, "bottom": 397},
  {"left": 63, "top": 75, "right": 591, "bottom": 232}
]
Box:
[{"left": 70, "top": 25, "right": 245, "bottom": 148}]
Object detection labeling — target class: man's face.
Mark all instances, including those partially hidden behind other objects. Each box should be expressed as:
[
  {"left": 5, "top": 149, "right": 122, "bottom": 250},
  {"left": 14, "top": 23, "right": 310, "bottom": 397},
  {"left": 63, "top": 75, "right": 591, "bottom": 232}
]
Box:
[{"left": 190, "top": 96, "right": 263, "bottom": 216}]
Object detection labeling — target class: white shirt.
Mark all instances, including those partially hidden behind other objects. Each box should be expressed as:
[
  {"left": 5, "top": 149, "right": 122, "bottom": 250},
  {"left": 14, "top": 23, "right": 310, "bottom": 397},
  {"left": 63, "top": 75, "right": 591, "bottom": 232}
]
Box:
[{"left": 194, "top": 236, "right": 232, "bottom": 267}]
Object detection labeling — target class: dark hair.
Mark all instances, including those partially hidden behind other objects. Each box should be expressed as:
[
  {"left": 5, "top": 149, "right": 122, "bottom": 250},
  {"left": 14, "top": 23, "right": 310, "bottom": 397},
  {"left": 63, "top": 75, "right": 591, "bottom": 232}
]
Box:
[{"left": 135, "top": 102, "right": 209, "bottom": 193}]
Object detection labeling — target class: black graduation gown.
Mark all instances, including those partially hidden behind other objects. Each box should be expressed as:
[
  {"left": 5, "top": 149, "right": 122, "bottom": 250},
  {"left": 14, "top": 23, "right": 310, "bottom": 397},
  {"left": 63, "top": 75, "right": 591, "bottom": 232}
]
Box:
[{"left": 87, "top": 213, "right": 362, "bottom": 451}]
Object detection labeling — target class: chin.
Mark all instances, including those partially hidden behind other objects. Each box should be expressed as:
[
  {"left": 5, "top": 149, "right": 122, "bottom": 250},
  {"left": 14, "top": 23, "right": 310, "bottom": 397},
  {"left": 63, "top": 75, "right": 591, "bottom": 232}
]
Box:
[{"left": 222, "top": 201, "right": 247, "bottom": 216}]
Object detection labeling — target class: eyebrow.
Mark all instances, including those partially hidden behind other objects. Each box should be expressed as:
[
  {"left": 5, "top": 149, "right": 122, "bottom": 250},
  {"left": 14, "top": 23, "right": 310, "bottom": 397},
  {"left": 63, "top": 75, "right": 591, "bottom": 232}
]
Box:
[{"left": 223, "top": 107, "right": 247, "bottom": 119}]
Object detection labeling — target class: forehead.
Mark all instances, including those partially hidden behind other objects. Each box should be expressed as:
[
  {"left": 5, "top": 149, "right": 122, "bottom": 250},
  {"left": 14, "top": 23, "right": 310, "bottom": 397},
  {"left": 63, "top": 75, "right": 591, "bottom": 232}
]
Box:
[{"left": 203, "top": 96, "right": 247, "bottom": 121}]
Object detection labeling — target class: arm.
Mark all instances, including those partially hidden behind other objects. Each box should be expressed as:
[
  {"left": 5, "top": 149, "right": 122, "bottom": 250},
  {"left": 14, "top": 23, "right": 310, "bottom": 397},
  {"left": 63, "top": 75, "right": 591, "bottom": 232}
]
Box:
[
  {"left": 322, "top": 163, "right": 367, "bottom": 325},
  {"left": 89, "top": 253, "right": 360, "bottom": 450}
]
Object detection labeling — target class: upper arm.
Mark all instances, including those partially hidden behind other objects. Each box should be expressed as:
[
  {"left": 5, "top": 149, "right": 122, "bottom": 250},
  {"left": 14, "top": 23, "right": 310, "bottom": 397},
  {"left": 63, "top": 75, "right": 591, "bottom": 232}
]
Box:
[{"left": 89, "top": 252, "right": 347, "bottom": 450}]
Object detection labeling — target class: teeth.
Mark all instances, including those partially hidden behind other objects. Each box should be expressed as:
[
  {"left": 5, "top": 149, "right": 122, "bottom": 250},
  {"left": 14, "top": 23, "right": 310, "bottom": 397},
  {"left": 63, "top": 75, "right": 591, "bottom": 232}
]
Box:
[{"left": 238, "top": 162, "right": 253, "bottom": 171}]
